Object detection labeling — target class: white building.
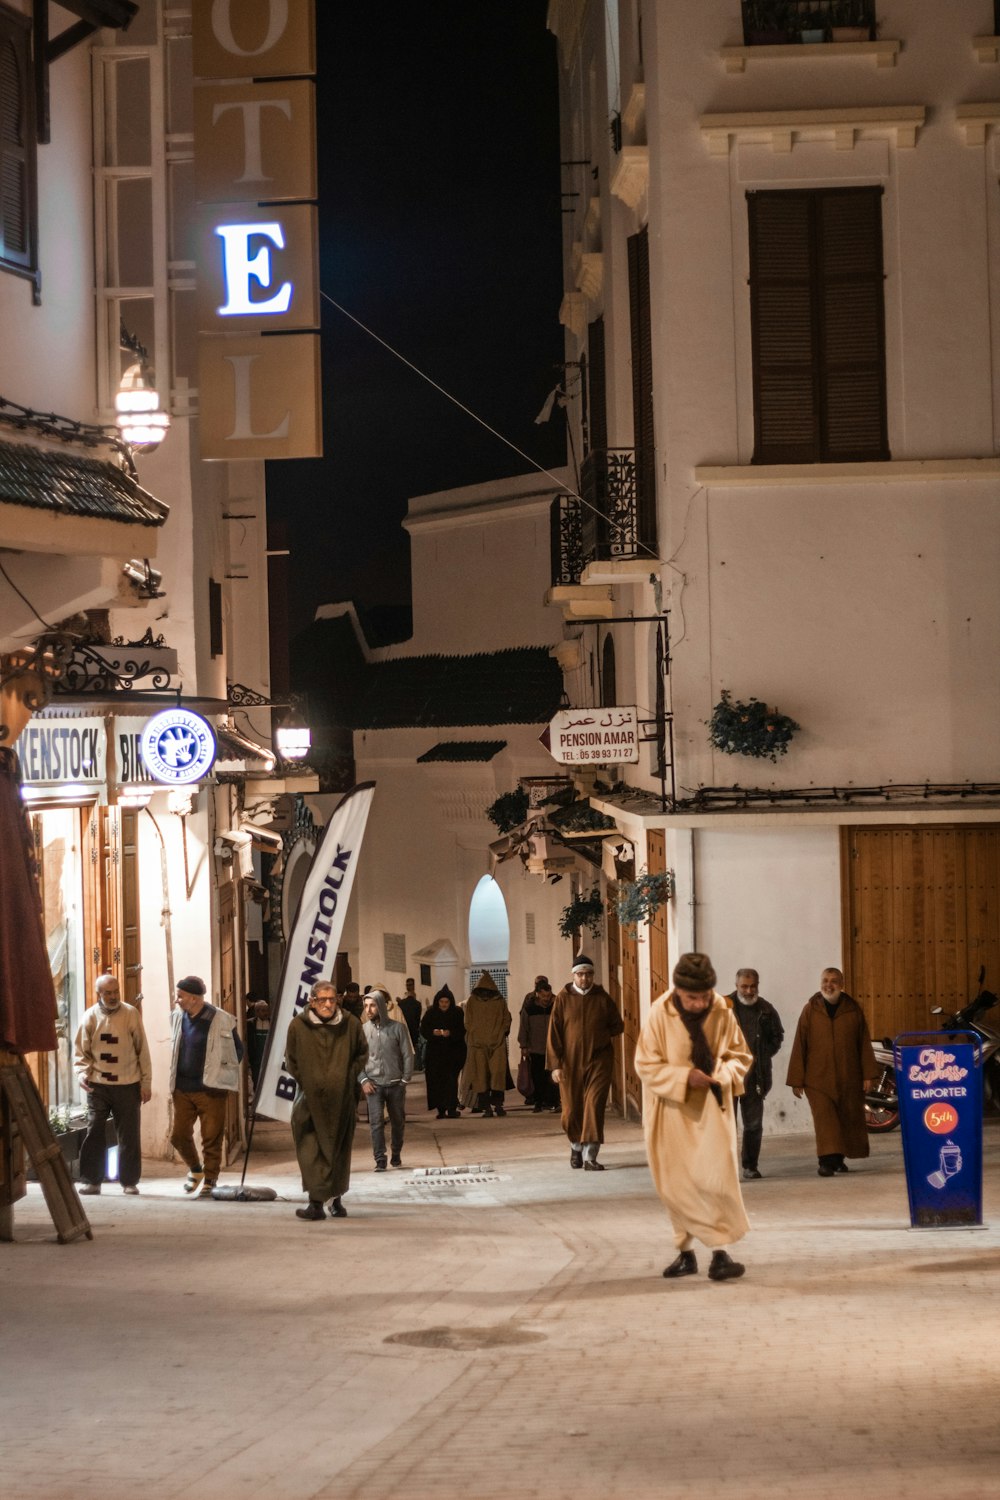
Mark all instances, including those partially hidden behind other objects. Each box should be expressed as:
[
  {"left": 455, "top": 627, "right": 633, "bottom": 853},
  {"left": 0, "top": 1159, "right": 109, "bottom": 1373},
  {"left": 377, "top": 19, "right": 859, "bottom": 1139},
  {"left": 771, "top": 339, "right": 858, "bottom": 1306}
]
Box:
[
  {"left": 299, "top": 470, "right": 594, "bottom": 1050},
  {"left": 546, "top": 0, "right": 1000, "bottom": 1131}
]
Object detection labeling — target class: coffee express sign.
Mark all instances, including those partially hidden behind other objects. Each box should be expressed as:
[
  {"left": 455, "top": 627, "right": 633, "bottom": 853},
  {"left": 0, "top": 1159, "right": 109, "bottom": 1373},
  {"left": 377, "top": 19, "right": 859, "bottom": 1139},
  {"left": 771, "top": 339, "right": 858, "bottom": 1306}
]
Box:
[{"left": 194, "top": 0, "right": 322, "bottom": 460}]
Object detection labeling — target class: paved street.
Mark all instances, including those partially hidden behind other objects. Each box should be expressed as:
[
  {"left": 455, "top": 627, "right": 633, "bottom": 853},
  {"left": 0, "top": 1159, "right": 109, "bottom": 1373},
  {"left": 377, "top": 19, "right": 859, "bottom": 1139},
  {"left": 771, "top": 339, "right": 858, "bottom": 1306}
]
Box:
[{"left": 2, "top": 1103, "right": 999, "bottom": 1500}]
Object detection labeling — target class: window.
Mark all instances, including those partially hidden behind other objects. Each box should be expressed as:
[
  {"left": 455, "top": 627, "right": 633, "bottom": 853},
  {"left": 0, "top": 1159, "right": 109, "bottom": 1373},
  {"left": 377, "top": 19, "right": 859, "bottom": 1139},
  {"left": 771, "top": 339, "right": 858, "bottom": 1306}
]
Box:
[
  {"left": 601, "top": 633, "right": 617, "bottom": 707},
  {"left": 627, "top": 227, "right": 656, "bottom": 541},
  {"left": 748, "top": 186, "right": 889, "bottom": 464},
  {"left": 0, "top": 4, "right": 37, "bottom": 290}
]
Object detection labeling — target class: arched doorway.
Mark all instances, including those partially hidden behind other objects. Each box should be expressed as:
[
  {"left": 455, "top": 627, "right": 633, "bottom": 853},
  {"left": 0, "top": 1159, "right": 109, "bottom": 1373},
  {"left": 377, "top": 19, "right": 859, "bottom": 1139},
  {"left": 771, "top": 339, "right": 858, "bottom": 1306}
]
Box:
[{"left": 467, "top": 874, "right": 510, "bottom": 997}]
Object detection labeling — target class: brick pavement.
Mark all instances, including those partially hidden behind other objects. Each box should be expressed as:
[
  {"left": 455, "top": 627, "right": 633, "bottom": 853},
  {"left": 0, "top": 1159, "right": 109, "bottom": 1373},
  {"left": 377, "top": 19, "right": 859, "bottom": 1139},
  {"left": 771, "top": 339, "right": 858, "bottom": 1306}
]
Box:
[{"left": 2, "top": 1104, "right": 998, "bottom": 1500}]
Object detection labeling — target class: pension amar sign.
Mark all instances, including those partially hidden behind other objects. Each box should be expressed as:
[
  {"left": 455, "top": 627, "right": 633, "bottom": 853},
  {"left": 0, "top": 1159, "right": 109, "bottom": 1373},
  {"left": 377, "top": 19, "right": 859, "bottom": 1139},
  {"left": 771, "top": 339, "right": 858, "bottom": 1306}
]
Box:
[
  {"left": 547, "top": 706, "right": 641, "bottom": 766},
  {"left": 193, "top": 0, "right": 322, "bottom": 460}
]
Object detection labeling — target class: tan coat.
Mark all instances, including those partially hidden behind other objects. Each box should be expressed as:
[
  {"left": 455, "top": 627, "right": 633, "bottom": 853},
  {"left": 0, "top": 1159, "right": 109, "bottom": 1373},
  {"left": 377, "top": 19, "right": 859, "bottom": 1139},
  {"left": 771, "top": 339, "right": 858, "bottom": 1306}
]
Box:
[
  {"left": 634, "top": 992, "right": 752, "bottom": 1250},
  {"left": 785, "top": 992, "right": 877, "bottom": 1159},
  {"left": 463, "top": 987, "right": 511, "bottom": 1093}
]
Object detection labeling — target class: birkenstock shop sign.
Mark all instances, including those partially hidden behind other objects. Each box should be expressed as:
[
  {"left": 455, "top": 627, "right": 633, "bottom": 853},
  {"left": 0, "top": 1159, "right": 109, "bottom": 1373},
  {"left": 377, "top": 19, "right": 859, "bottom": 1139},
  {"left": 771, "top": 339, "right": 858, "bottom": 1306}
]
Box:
[{"left": 193, "top": 0, "right": 322, "bottom": 459}]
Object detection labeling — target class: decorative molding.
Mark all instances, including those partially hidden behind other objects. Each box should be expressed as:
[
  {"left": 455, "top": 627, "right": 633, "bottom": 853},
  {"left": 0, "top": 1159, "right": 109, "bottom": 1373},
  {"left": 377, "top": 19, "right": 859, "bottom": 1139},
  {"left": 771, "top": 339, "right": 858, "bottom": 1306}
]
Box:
[
  {"left": 56, "top": 636, "right": 178, "bottom": 696},
  {"left": 956, "top": 102, "right": 1000, "bottom": 145},
  {"left": 699, "top": 105, "right": 925, "bottom": 154},
  {"left": 694, "top": 458, "right": 1000, "bottom": 487},
  {"left": 559, "top": 290, "right": 587, "bottom": 341},
  {"left": 973, "top": 36, "right": 1000, "bottom": 64},
  {"left": 610, "top": 144, "right": 649, "bottom": 210},
  {"left": 622, "top": 81, "right": 646, "bottom": 143},
  {"left": 575, "top": 249, "right": 604, "bottom": 303},
  {"left": 720, "top": 39, "right": 900, "bottom": 73}
]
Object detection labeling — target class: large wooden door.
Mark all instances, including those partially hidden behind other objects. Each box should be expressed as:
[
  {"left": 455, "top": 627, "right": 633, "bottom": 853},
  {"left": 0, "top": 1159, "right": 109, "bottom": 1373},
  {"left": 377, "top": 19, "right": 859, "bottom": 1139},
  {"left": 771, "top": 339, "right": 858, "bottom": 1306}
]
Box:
[
  {"left": 606, "top": 897, "right": 623, "bottom": 1113},
  {"left": 118, "top": 810, "right": 142, "bottom": 1007},
  {"left": 648, "top": 830, "right": 670, "bottom": 1005},
  {"left": 842, "top": 825, "right": 1000, "bottom": 1040},
  {"left": 607, "top": 883, "right": 641, "bottom": 1120}
]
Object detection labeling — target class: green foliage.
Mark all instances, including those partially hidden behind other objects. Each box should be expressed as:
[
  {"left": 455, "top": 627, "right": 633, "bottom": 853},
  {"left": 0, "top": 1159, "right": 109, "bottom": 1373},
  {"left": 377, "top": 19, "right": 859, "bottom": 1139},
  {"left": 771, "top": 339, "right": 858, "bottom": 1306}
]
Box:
[
  {"left": 615, "top": 871, "right": 674, "bottom": 932},
  {"left": 485, "top": 787, "right": 530, "bottom": 834},
  {"left": 707, "top": 690, "right": 800, "bottom": 763},
  {"left": 558, "top": 886, "right": 605, "bottom": 941},
  {"left": 48, "top": 1104, "right": 86, "bottom": 1136}
]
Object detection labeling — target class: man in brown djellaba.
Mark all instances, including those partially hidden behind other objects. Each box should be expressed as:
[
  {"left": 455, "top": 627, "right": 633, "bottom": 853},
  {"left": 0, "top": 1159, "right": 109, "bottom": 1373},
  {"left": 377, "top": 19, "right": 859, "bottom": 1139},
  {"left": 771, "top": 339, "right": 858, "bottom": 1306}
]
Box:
[
  {"left": 547, "top": 955, "right": 624, "bottom": 1171},
  {"left": 786, "top": 966, "right": 877, "bottom": 1177},
  {"left": 284, "top": 980, "right": 368, "bottom": 1220}
]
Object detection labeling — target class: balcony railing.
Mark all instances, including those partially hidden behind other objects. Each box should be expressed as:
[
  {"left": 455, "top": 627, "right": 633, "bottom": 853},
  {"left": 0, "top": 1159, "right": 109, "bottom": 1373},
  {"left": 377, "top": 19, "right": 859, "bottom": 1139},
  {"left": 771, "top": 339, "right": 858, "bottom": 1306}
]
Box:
[
  {"left": 550, "top": 447, "right": 657, "bottom": 587},
  {"left": 740, "top": 1, "right": 877, "bottom": 45}
]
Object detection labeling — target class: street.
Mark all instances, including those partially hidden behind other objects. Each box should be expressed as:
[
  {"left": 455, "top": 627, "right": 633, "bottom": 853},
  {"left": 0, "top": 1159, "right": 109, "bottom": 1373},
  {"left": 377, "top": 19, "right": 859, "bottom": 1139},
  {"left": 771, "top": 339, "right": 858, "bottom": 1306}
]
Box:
[{"left": 2, "top": 1104, "right": 999, "bottom": 1500}]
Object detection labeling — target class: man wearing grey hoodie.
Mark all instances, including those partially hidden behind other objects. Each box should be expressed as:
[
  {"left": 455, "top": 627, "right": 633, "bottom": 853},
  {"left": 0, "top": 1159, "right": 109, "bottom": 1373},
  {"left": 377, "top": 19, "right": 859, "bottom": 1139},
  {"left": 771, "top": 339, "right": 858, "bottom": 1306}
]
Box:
[{"left": 360, "top": 986, "right": 414, "bottom": 1169}]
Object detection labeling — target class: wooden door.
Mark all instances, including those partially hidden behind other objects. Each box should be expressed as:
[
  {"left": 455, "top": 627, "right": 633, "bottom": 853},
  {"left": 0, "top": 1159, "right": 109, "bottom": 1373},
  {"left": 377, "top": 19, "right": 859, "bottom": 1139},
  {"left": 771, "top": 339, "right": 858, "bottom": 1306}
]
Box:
[
  {"left": 620, "top": 918, "right": 641, "bottom": 1120},
  {"left": 842, "top": 825, "right": 1000, "bottom": 1040},
  {"left": 118, "top": 809, "right": 142, "bottom": 1007},
  {"left": 648, "top": 830, "right": 670, "bottom": 1005},
  {"left": 606, "top": 893, "right": 624, "bottom": 1113}
]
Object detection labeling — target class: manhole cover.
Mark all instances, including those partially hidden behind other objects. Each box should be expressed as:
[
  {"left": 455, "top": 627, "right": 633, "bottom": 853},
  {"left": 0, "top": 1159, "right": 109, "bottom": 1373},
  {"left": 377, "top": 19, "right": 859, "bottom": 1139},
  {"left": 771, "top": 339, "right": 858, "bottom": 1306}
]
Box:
[{"left": 385, "top": 1324, "right": 545, "bottom": 1351}]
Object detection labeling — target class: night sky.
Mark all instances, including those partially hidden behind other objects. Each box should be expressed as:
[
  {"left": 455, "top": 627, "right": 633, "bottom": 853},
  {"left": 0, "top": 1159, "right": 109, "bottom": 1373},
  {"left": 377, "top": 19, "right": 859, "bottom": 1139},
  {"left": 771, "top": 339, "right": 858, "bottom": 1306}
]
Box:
[{"left": 266, "top": 3, "right": 567, "bottom": 639}]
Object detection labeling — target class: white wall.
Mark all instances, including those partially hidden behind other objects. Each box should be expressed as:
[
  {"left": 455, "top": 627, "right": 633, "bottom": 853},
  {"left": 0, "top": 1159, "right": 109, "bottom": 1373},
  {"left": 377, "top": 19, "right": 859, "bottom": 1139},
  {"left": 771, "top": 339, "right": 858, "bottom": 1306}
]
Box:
[{"left": 694, "top": 825, "right": 842, "bottom": 1137}]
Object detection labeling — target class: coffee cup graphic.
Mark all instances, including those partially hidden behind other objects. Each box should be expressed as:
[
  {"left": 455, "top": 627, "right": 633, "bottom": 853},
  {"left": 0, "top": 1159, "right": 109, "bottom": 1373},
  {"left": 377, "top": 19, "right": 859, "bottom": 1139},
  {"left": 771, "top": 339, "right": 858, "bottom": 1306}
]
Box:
[{"left": 927, "top": 1139, "right": 962, "bottom": 1190}]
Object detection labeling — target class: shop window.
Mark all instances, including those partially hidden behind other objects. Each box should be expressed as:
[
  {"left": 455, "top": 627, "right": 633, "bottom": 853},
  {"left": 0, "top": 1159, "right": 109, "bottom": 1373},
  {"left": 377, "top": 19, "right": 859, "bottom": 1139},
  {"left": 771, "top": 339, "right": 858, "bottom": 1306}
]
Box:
[
  {"left": 0, "top": 5, "right": 38, "bottom": 289},
  {"left": 748, "top": 185, "right": 889, "bottom": 463}
]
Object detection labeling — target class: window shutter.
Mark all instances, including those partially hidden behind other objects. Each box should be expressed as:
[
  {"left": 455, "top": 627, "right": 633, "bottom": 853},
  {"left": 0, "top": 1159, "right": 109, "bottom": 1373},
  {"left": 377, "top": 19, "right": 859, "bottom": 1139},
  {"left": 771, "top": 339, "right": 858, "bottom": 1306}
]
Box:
[
  {"left": 749, "top": 187, "right": 888, "bottom": 464},
  {"left": 627, "top": 227, "right": 656, "bottom": 548},
  {"left": 818, "top": 188, "right": 888, "bottom": 461},
  {"left": 0, "top": 14, "right": 35, "bottom": 277},
  {"left": 587, "top": 316, "right": 607, "bottom": 455}
]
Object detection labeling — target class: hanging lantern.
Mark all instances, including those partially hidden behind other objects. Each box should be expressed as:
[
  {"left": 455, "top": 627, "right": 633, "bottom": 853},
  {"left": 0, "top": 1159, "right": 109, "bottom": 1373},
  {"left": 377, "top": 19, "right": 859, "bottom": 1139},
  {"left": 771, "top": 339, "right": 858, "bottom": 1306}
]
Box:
[{"left": 115, "top": 361, "right": 170, "bottom": 450}]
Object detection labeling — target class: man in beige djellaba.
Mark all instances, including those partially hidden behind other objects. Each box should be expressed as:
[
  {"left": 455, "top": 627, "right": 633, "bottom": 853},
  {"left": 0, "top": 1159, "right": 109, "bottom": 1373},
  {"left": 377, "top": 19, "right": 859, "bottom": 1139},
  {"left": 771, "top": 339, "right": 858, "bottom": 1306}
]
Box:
[
  {"left": 634, "top": 952, "right": 754, "bottom": 1283},
  {"left": 463, "top": 972, "right": 512, "bottom": 1117}
]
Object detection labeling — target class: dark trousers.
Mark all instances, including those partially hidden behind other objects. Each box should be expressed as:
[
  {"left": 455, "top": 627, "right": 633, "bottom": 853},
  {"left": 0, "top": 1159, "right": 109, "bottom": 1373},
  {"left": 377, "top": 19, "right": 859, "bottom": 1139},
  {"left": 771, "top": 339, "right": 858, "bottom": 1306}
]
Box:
[
  {"left": 366, "top": 1082, "right": 406, "bottom": 1162},
  {"left": 530, "top": 1052, "right": 560, "bottom": 1108},
  {"left": 80, "top": 1082, "right": 141, "bottom": 1188},
  {"left": 735, "top": 1089, "right": 765, "bottom": 1170}
]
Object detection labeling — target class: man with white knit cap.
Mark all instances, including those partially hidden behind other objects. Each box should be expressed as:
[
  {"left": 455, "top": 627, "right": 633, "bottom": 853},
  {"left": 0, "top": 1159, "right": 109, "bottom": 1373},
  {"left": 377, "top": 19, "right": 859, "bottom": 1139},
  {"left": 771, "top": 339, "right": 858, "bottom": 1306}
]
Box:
[
  {"left": 547, "top": 956, "right": 623, "bottom": 1171},
  {"left": 634, "top": 952, "right": 753, "bottom": 1282}
]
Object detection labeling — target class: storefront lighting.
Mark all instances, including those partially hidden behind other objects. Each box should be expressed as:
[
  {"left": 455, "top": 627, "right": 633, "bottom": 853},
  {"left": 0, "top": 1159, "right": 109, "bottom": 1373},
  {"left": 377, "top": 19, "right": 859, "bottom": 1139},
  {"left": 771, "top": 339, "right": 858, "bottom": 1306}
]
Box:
[
  {"left": 21, "top": 782, "right": 92, "bottom": 804},
  {"left": 115, "top": 361, "right": 170, "bottom": 450},
  {"left": 274, "top": 704, "right": 311, "bottom": 762},
  {"left": 117, "top": 788, "right": 153, "bottom": 809}
]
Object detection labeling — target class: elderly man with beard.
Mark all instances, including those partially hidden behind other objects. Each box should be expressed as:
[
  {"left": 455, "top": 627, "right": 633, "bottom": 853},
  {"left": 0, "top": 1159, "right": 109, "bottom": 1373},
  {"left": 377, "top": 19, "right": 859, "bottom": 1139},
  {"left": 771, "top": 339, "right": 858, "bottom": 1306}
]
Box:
[
  {"left": 634, "top": 953, "right": 753, "bottom": 1282},
  {"left": 786, "top": 966, "right": 877, "bottom": 1178},
  {"left": 75, "top": 973, "right": 151, "bottom": 1196},
  {"left": 284, "top": 980, "right": 368, "bottom": 1220},
  {"left": 726, "top": 968, "right": 784, "bottom": 1181},
  {"left": 547, "top": 956, "right": 624, "bottom": 1171}
]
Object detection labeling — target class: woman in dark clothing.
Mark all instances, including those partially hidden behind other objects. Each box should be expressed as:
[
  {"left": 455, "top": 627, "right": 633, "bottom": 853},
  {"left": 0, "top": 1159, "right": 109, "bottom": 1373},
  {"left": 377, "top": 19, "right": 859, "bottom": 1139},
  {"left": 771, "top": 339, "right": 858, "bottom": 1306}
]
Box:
[
  {"left": 421, "top": 986, "right": 466, "bottom": 1118},
  {"left": 518, "top": 977, "right": 561, "bottom": 1112}
]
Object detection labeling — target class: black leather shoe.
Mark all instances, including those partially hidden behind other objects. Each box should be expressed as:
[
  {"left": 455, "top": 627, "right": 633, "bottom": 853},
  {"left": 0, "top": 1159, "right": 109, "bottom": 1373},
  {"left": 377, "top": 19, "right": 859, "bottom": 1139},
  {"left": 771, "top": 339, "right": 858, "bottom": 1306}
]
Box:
[
  {"left": 532, "top": 1104, "right": 544, "bottom": 1113},
  {"left": 447, "top": 1109, "right": 461, "bottom": 1118},
  {"left": 375, "top": 1159, "right": 387, "bottom": 1171},
  {"left": 295, "top": 1201, "right": 326, "bottom": 1221},
  {"left": 494, "top": 1104, "right": 506, "bottom": 1116},
  {"left": 329, "top": 1197, "right": 347, "bottom": 1218},
  {"left": 570, "top": 1149, "right": 583, "bottom": 1169},
  {"left": 436, "top": 1110, "right": 446, "bottom": 1119},
  {"left": 708, "top": 1250, "right": 745, "bottom": 1282},
  {"left": 817, "top": 1164, "right": 835, "bottom": 1177},
  {"left": 583, "top": 1159, "right": 605, "bottom": 1171},
  {"left": 742, "top": 1167, "right": 762, "bottom": 1180},
  {"left": 663, "top": 1250, "right": 698, "bottom": 1279},
  {"left": 390, "top": 1154, "right": 402, "bottom": 1168},
  {"left": 834, "top": 1161, "right": 849, "bottom": 1173}
]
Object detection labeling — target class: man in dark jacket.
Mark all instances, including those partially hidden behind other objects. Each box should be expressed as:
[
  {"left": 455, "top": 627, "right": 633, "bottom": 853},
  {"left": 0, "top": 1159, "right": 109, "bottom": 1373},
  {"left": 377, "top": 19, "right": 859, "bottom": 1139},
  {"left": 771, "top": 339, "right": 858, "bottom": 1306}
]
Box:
[
  {"left": 518, "top": 976, "right": 560, "bottom": 1112},
  {"left": 726, "top": 968, "right": 784, "bottom": 1180}
]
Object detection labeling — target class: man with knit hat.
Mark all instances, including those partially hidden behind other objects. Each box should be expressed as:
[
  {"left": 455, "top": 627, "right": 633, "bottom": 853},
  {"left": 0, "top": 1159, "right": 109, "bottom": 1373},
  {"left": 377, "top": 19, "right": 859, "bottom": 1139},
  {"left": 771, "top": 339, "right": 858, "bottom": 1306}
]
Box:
[
  {"left": 634, "top": 953, "right": 753, "bottom": 1282},
  {"left": 168, "top": 976, "right": 243, "bottom": 1198},
  {"left": 547, "top": 956, "right": 624, "bottom": 1170}
]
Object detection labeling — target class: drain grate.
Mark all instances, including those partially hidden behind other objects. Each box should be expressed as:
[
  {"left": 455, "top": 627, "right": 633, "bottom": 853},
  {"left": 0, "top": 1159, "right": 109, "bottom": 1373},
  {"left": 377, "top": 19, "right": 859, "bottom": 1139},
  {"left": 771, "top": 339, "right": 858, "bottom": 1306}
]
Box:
[
  {"left": 385, "top": 1324, "right": 545, "bottom": 1351},
  {"left": 411, "top": 1164, "right": 495, "bottom": 1176},
  {"left": 409, "top": 1163, "right": 500, "bottom": 1187}
]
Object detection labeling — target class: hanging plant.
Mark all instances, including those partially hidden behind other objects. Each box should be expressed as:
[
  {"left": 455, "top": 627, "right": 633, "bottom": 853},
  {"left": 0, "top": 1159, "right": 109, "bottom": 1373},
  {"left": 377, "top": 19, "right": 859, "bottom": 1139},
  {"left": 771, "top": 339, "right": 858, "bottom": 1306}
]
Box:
[
  {"left": 485, "top": 787, "right": 530, "bottom": 833},
  {"left": 615, "top": 871, "right": 675, "bottom": 932},
  {"left": 707, "top": 690, "right": 800, "bottom": 763},
  {"left": 558, "top": 886, "right": 604, "bottom": 940}
]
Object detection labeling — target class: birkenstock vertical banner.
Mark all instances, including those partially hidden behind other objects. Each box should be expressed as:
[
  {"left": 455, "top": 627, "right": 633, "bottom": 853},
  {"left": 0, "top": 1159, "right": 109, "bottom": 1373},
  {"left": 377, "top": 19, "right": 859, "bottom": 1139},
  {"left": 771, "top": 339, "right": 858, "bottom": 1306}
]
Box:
[
  {"left": 255, "top": 784, "right": 375, "bottom": 1123},
  {"left": 894, "top": 1032, "right": 984, "bottom": 1229}
]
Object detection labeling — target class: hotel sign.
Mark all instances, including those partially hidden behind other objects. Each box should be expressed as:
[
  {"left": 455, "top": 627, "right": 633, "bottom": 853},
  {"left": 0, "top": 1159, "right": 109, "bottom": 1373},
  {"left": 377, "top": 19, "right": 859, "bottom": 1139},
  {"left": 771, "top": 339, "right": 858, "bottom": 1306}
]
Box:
[
  {"left": 547, "top": 706, "right": 641, "bottom": 765},
  {"left": 193, "top": 0, "right": 321, "bottom": 460}
]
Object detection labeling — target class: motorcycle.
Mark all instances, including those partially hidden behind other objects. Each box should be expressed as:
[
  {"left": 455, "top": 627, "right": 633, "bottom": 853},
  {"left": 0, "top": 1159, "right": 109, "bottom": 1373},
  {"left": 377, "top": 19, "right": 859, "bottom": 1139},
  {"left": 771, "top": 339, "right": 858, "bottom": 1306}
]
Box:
[{"left": 864, "top": 968, "right": 1000, "bottom": 1133}]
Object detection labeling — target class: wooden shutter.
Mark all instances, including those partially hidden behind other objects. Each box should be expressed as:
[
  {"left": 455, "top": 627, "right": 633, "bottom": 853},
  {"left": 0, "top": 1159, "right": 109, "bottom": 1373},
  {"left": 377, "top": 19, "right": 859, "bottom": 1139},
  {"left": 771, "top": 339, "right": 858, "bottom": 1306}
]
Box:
[
  {"left": 587, "top": 316, "right": 607, "bottom": 455},
  {"left": 749, "top": 187, "right": 888, "bottom": 464},
  {"left": 0, "top": 10, "right": 35, "bottom": 278},
  {"left": 118, "top": 809, "right": 142, "bottom": 1007},
  {"left": 627, "top": 228, "right": 656, "bottom": 544},
  {"left": 647, "top": 830, "right": 669, "bottom": 1012}
]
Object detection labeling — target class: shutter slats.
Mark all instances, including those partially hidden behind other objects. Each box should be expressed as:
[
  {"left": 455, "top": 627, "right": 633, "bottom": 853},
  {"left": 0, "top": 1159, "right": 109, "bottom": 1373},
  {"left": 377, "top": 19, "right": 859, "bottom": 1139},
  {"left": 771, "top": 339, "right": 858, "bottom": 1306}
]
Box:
[
  {"left": 628, "top": 227, "right": 657, "bottom": 550},
  {"left": 749, "top": 187, "right": 888, "bottom": 464},
  {"left": 0, "top": 22, "right": 34, "bottom": 275}
]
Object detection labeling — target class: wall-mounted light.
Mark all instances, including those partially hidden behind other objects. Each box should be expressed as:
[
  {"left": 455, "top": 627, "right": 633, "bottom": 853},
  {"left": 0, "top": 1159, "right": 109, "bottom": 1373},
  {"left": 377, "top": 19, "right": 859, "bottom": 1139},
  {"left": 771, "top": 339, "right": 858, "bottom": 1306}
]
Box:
[
  {"left": 116, "top": 361, "right": 170, "bottom": 449},
  {"left": 275, "top": 709, "right": 311, "bottom": 762}
]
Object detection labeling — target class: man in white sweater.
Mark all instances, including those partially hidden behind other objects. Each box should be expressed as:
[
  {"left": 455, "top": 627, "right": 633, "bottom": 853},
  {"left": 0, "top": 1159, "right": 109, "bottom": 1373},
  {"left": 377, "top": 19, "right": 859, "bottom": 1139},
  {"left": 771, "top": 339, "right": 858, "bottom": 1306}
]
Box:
[{"left": 75, "top": 973, "right": 152, "bottom": 1195}]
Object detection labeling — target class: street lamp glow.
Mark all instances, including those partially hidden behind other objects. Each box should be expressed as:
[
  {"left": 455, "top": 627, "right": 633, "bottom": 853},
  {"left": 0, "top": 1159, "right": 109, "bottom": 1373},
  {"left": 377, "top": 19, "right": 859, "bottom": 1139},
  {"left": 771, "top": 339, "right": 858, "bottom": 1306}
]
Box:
[
  {"left": 116, "top": 362, "right": 170, "bottom": 450},
  {"left": 275, "top": 723, "right": 311, "bottom": 761}
]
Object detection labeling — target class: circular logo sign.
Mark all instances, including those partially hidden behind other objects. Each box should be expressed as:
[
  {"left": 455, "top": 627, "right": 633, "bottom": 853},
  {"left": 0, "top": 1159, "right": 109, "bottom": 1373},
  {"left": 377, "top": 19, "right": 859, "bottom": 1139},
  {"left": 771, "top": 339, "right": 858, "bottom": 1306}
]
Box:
[
  {"left": 140, "top": 709, "right": 216, "bottom": 785},
  {"left": 924, "top": 1102, "right": 959, "bottom": 1135}
]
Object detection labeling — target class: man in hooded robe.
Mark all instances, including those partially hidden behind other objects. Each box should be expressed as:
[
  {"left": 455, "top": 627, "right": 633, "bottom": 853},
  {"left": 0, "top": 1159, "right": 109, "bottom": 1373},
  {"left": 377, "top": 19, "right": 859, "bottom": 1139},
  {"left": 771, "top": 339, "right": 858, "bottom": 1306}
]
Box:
[
  {"left": 786, "top": 966, "right": 877, "bottom": 1177},
  {"left": 284, "top": 980, "right": 368, "bottom": 1221},
  {"left": 359, "top": 985, "right": 414, "bottom": 1169},
  {"left": 634, "top": 952, "right": 753, "bottom": 1282},
  {"left": 547, "top": 956, "right": 624, "bottom": 1170},
  {"left": 463, "top": 972, "right": 512, "bottom": 1117}
]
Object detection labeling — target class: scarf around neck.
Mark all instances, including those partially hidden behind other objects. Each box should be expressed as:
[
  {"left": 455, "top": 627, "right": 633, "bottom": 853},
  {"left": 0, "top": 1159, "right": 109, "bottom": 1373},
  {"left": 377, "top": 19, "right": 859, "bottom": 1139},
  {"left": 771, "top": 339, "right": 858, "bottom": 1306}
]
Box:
[{"left": 672, "top": 994, "right": 723, "bottom": 1108}]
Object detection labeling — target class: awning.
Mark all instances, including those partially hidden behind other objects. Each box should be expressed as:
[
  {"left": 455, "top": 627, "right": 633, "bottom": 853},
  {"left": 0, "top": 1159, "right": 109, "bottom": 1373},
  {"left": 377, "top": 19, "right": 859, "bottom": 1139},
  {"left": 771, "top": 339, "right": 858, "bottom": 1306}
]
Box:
[{"left": 215, "top": 724, "right": 277, "bottom": 776}]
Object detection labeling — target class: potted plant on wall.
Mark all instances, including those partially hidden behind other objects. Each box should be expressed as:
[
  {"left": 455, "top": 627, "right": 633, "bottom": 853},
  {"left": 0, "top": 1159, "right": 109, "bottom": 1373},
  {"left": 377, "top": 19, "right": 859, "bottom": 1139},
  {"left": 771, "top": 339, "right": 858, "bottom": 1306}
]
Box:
[
  {"left": 615, "top": 871, "right": 675, "bottom": 935},
  {"left": 707, "top": 690, "right": 800, "bottom": 763},
  {"left": 558, "top": 886, "right": 605, "bottom": 942},
  {"left": 485, "top": 787, "right": 530, "bottom": 834},
  {"left": 830, "top": 0, "right": 873, "bottom": 42}
]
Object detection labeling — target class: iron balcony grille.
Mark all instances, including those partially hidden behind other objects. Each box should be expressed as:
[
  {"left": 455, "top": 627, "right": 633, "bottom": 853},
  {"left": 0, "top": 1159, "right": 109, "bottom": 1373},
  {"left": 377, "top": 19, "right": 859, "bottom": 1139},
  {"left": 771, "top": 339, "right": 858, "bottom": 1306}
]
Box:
[{"left": 550, "top": 447, "right": 657, "bottom": 588}]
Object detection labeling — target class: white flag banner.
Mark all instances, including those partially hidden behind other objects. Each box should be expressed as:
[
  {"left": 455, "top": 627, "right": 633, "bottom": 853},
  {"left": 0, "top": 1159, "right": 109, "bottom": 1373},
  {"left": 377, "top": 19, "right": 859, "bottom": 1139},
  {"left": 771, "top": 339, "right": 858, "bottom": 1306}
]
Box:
[{"left": 255, "top": 782, "right": 375, "bottom": 1122}]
